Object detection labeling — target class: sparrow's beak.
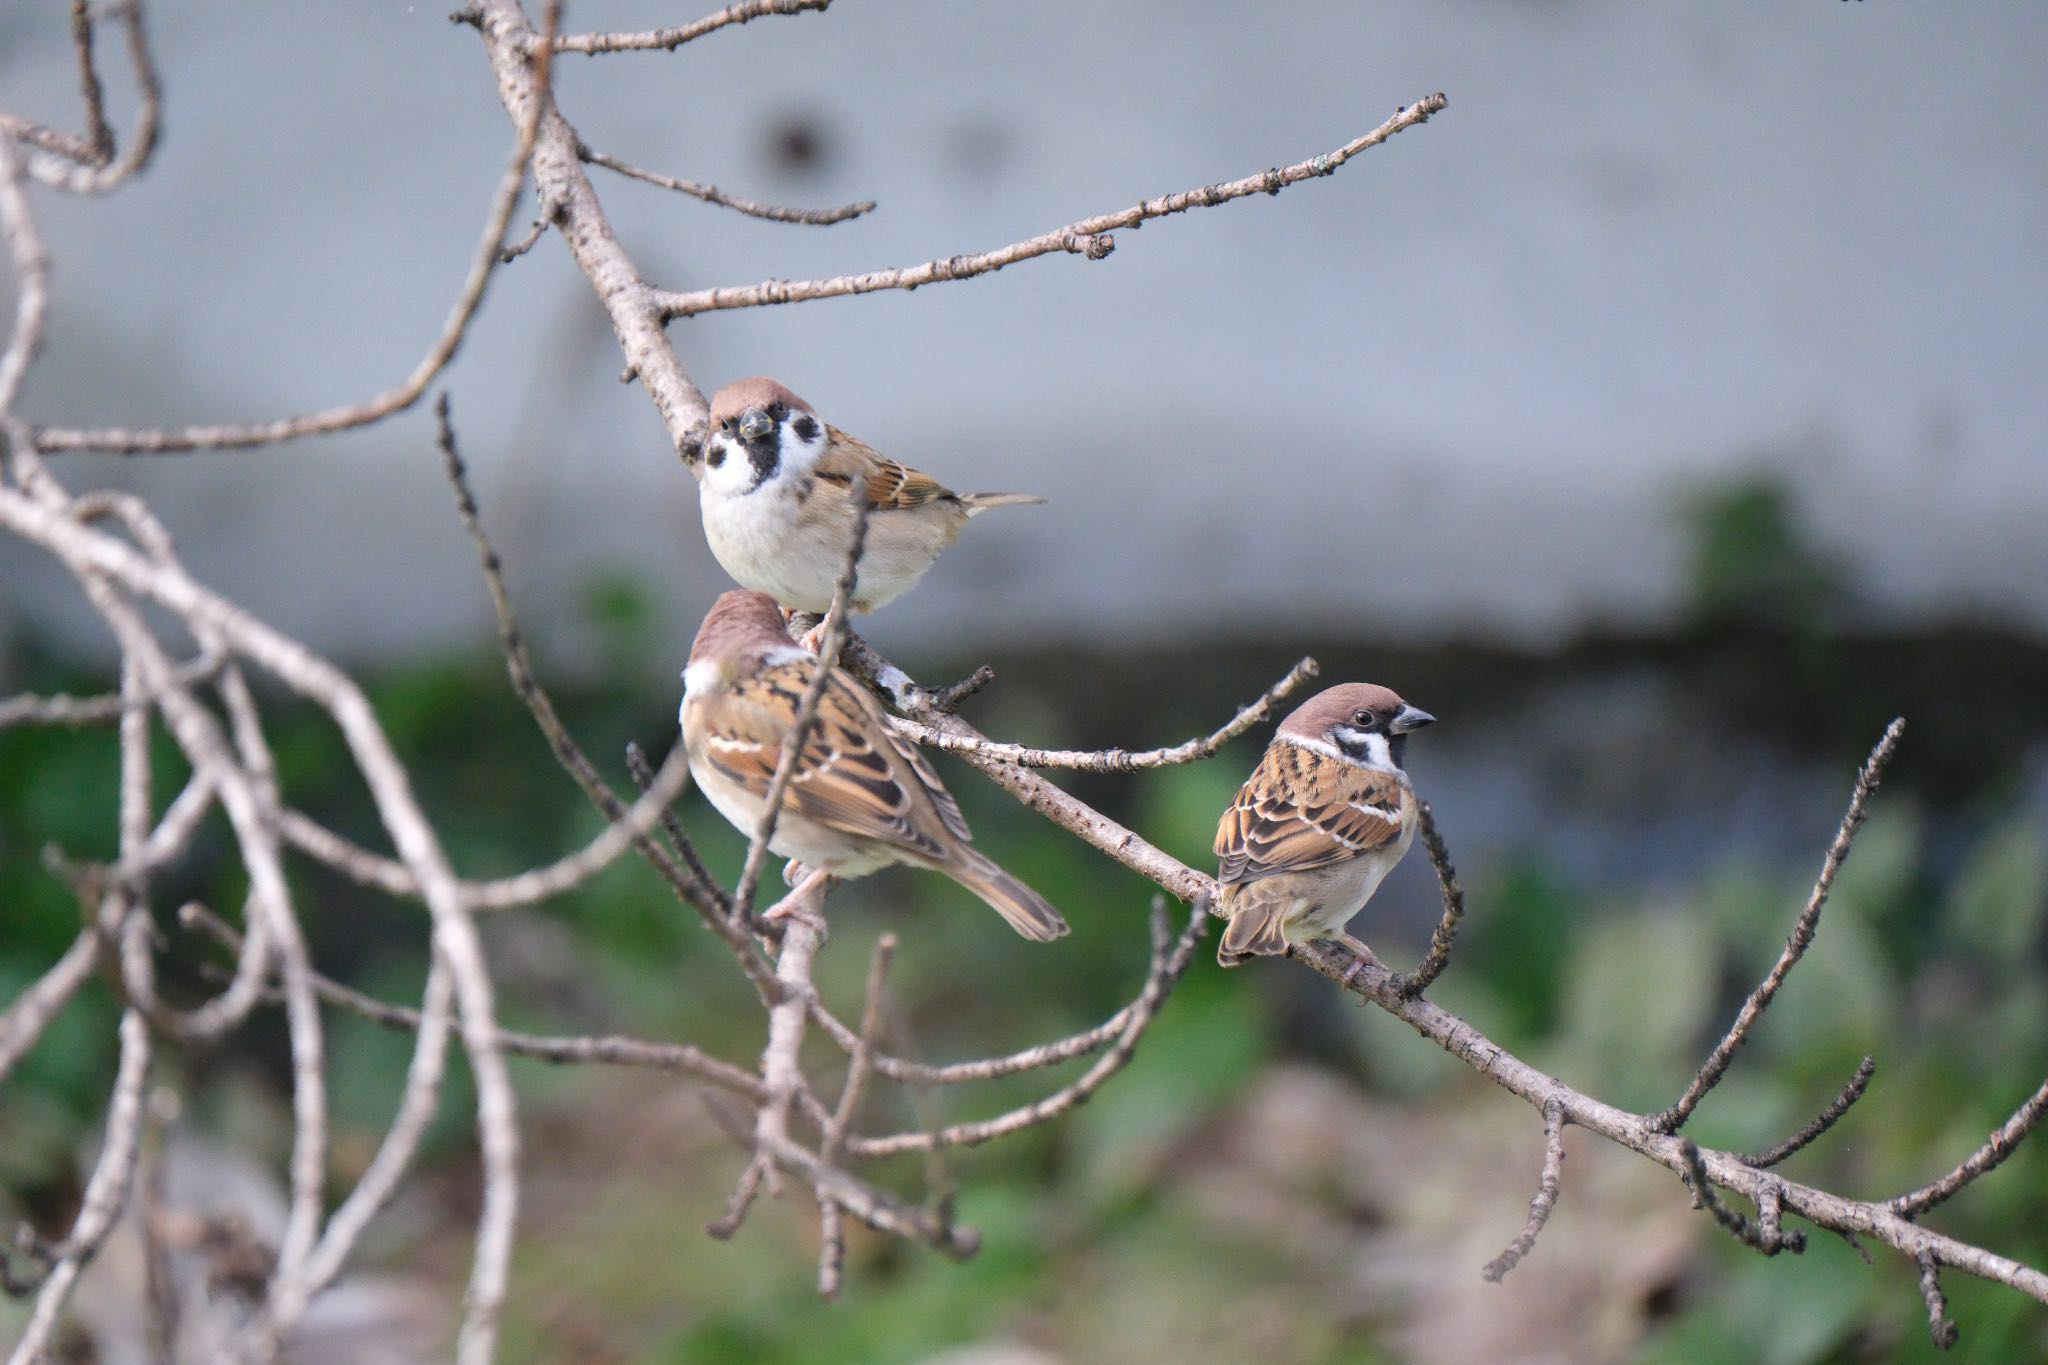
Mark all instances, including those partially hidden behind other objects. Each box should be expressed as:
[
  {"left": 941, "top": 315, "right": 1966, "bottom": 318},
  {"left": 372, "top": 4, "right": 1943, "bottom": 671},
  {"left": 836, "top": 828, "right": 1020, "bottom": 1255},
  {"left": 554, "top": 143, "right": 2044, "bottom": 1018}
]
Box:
[
  {"left": 737, "top": 407, "right": 775, "bottom": 443},
  {"left": 1389, "top": 704, "right": 1435, "bottom": 734}
]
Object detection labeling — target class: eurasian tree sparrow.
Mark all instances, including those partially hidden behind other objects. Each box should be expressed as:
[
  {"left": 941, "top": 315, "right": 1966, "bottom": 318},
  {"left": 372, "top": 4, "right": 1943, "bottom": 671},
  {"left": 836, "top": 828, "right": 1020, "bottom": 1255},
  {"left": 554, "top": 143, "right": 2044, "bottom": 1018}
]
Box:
[
  {"left": 692, "top": 377, "right": 1045, "bottom": 613},
  {"left": 1214, "top": 683, "right": 1435, "bottom": 968},
  {"left": 680, "top": 590, "right": 1069, "bottom": 941}
]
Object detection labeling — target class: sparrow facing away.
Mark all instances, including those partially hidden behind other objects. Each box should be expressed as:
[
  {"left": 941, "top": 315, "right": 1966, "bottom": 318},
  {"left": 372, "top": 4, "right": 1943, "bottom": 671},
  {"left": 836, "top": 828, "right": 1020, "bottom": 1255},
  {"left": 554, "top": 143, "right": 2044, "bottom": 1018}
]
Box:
[
  {"left": 1214, "top": 683, "right": 1435, "bottom": 968},
  {"left": 679, "top": 590, "right": 1069, "bottom": 941},
  {"left": 692, "top": 377, "right": 1045, "bottom": 614}
]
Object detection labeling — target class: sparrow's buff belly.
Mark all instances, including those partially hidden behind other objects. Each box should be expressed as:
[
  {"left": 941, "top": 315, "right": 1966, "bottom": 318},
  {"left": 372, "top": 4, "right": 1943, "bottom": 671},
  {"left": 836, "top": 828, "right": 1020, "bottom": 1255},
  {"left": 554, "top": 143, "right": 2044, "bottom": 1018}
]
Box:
[
  {"left": 702, "top": 484, "right": 962, "bottom": 613},
  {"left": 1279, "top": 822, "right": 1417, "bottom": 941}
]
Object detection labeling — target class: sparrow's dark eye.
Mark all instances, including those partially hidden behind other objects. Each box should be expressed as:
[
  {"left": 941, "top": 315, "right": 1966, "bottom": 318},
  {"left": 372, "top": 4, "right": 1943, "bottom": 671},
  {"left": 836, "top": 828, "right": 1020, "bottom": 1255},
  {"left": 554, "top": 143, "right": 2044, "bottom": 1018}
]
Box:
[
  {"left": 767, "top": 401, "right": 788, "bottom": 420},
  {"left": 1351, "top": 709, "right": 1377, "bottom": 730},
  {"left": 707, "top": 446, "right": 725, "bottom": 468},
  {"left": 720, "top": 418, "right": 735, "bottom": 432}
]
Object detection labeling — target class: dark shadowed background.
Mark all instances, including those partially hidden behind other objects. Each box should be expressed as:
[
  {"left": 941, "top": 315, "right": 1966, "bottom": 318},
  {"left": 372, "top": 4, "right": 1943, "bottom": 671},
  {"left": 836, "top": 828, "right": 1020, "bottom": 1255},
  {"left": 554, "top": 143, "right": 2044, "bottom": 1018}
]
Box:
[{"left": 4, "top": 2, "right": 2047, "bottom": 1361}]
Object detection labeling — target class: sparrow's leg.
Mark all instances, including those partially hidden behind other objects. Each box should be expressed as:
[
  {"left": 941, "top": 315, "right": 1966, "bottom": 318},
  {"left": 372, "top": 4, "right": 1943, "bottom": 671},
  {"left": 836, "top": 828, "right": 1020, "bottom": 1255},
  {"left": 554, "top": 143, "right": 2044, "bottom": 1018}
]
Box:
[
  {"left": 1335, "top": 933, "right": 1383, "bottom": 990},
  {"left": 762, "top": 865, "right": 832, "bottom": 929},
  {"left": 780, "top": 609, "right": 829, "bottom": 654}
]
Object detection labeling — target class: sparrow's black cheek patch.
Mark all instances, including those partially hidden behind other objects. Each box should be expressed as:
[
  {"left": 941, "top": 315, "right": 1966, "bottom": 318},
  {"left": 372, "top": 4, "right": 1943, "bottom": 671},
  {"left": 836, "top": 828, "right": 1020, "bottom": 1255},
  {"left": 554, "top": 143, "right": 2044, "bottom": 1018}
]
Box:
[{"left": 791, "top": 414, "right": 820, "bottom": 442}]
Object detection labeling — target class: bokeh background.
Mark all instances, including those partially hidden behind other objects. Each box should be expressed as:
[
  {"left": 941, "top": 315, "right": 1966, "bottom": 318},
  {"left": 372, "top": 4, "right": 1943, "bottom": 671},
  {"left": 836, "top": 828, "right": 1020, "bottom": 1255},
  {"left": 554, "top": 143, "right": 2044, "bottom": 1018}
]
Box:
[{"left": 5, "top": 2, "right": 2048, "bottom": 1361}]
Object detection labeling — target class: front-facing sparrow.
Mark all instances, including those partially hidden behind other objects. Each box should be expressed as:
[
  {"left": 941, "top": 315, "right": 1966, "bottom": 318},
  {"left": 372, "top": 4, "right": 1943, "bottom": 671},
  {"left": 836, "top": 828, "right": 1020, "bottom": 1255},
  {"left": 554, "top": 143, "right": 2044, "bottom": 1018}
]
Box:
[
  {"left": 692, "top": 377, "right": 1045, "bottom": 614},
  {"left": 1214, "top": 683, "right": 1435, "bottom": 967},
  {"left": 679, "top": 590, "right": 1069, "bottom": 941}
]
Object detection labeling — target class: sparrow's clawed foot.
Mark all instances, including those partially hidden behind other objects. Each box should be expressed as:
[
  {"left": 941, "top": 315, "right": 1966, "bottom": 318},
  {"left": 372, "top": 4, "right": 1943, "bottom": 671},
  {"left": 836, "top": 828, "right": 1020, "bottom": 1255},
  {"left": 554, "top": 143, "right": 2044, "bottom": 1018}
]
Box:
[
  {"left": 1336, "top": 933, "right": 1383, "bottom": 970},
  {"left": 762, "top": 865, "right": 833, "bottom": 931}
]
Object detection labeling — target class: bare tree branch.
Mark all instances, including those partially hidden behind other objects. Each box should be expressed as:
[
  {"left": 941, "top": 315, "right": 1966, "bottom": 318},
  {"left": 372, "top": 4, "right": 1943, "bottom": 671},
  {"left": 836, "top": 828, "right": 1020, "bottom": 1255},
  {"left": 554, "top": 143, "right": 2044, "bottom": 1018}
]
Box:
[
  {"left": 0, "top": 933, "right": 97, "bottom": 1087},
  {"left": 542, "top": 0, "right": 833, "bottom": 54},
  {"left": 7, "top": 1011, "right": 152, "bottom": 1365},
  {"left": 1389, "top": 800, "right": 1466, "bottom": 999},
  {"left": 1649, "top": 719, "right": 1907, "bottom": 1134},
  {"left": 887, "top": 657, "right": 1318, "bottom": 770},
  {"left": 1482, "top": 1099, "right": 1567, "bottom": 1282},
  {"left": 582, "top": 143, "right": 875, "bottom": 226},
  {"left": 653, "top": 95, "right": 1448, "bottom": 321},
  {"left": 1741, "top": 1056, "right": 1876, "bottom": 1170},
  {"left": 1890, "top": 1073, "right": 2048, "bottom": 1218},
  {"left": 2, "top": 0, "right": 160, "bottom": 196},
  {"left": 846, "top": 899, "right": 1207, "bottom": 1158},
  {"left": 28, "top": 5, "right": 543, "bottom": 454},
  {"left": 730, "top": 495, "right": 872, "bottom": 922},
  {"left": 1919, "top": 1249, "right": 1960, "bottom": 1349}
]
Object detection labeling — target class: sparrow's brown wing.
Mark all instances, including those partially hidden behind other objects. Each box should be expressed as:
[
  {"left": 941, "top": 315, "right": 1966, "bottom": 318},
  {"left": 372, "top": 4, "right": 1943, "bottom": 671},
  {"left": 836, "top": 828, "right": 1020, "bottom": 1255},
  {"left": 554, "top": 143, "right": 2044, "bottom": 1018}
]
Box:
[
  {"left": 819, "top": 427, "right": 957, "bottom": 510},
  {"left": 1214, "top": 743, "right": 1409, "bottom": 885},
  {"left": 697, "top": 655, "right": 968, "bottom": 860}
]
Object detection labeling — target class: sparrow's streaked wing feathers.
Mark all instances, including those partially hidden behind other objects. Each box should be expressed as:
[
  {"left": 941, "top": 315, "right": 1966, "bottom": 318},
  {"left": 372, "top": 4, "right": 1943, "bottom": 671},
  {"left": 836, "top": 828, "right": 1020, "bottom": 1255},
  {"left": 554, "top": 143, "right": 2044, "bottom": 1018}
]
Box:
[
  {"left": 1214, "top": 744, "right": 1408, "bottom": 885},
  {"left": 880, "top": 726, "right": 973, "bottom": 841},
  {"left": 698, "top": 659, "right": 955, "bottom": 862},
  {"left": 819, "top": 427, "right": 955, "bottom": 510}
]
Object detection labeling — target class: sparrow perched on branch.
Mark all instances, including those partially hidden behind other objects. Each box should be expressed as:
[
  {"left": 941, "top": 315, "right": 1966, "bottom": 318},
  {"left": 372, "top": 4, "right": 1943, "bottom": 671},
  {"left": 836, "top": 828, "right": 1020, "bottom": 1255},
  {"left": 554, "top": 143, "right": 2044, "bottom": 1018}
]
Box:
[
  {"left": 692, "top": 377, "right": 1045, "bottom": 613},
  {"left": 679, "top": 590, "right": 1069, "bottom": 940},
  {"left": 1213, "top": 683, "right": 1435, "bottom": 968}
]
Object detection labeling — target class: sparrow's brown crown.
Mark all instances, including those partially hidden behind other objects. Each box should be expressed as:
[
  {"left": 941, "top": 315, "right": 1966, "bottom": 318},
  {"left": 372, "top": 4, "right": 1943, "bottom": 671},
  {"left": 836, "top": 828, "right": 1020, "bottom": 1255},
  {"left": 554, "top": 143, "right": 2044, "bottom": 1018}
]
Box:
[
  {"left": 689, "top": 589, "right": 791, "bottom": 664},
  {"left": 709, "top": 377, "right": 814, "bottom": 426},
  {"left": 1277, "top": 683, "right": 1418, "bottom": 741}
]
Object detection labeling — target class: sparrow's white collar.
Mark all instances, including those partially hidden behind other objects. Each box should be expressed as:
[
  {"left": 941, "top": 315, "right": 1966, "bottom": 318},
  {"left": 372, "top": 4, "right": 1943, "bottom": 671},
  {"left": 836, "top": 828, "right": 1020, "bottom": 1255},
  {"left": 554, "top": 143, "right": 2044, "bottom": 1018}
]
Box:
[
  {"left": 681, "top": 659, "right": 722, "bottom": 695},
  {"left": 1279, "top": 731, "right": 1402, "bottom": 775}
]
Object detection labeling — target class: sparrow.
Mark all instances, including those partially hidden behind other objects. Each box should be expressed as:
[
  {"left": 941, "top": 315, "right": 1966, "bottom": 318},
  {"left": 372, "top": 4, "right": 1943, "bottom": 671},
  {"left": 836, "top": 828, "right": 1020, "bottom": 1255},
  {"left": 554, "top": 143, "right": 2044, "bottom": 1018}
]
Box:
[
  {"left": 692, "top": 377, "right": 1045, "bottom": 614},
  {"left": 1213, "top": 683, "right": 1435, "bottom": 968},
  {"left": 679, "top": 589, "right": 1069, "bottom": 941}
]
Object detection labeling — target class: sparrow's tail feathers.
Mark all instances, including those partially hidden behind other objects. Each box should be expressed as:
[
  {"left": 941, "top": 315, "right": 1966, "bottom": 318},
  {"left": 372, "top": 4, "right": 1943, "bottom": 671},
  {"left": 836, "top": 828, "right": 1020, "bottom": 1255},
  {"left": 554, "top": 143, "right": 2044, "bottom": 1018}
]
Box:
[
  {"left": 948, "top": 849, "right": 1070, "bottom": 941},
  {"left": 959, "top": 491, "right": 1048, "bottom": 515},
  {"left": 1216, "top": 888, "right": 1290, "bottom": 968}
]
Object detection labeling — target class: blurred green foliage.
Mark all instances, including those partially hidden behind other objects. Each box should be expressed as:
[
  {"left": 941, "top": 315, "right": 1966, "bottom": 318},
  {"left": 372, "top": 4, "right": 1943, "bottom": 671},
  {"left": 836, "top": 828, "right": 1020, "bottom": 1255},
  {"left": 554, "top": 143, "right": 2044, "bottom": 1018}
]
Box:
[
  {"left": 1682, "top": 474, "right": 1847, "bottom": 636},
  {"left": 4, "top": 601, "right": 2048, "bottom": 1362}
]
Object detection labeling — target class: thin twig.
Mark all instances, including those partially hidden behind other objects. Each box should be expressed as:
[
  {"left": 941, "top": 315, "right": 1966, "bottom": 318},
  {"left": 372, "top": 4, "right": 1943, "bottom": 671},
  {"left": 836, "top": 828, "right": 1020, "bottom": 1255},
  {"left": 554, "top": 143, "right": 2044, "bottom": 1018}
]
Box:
[
  {"left": 181, "top": 903, "right": 767, "bottom": 1100},
  {"left": 817, "top": 934, "right": 894, "bottom": 1297},
  {"left": 547, "top": 0, "right": 833, "bottom": 54},
  {"left": 1390, "top": 800, "right": 1465, "bottom": 998},
  {"left": 847, "top": 900, "right": 1206, "bottom": 1157},
  {"left": 10, "top": 0, "right": 159, "bottom": 197},
  {"left": 1919, "top": 1250, "right": 1960, "bottom": 1349},
  {"left": 30, "top": 10, "right": 537, "bottom": 454},
  {"left": 0, "top": 647, "right": 225, "bottom": 729},
  {"left": 7, "top": 1011, "right": 152, "bottom": 1365},
  {"left": 0, "top": 136, "right": 52, "bottom": 419},
  {"left": 1649, "top": 720, "right": 1907, "bottom": 1133},
  {"left": 655, "top": 94, "right": 1448, "bottom": 319},
  {"left": 888, "top": 657, "right": 1318, "bottom": 770},
  {"left": 1481, "top": 1099, "right": 1567, "bottom": 1282},
  {"left": 0, "top": 1, "right": 109, "bottom": 168},
  {"left": 1742, "top": 1057, "right": 1876, "bottom": 1169},
  {"left": 434, "top": 394, "right": 774, "bottom": 999},
  {"left": 583, "top": 144, "right": 874, "bottom": 225},
  {"left": 625, "top": 740, "right": 728, "bottom": 912},
  {"left": 272, "top": 743, "right": 694, "bottom": 911},
  {"left": 730, "top": 495, "right": 872, "bottom": 921},
  {"left": 497, "top": 215, "right": 549, "bottom": 262},
  {"left": 0, "top": 933, "right": 97, "bottom": 1085},
  {"left": 719, "top": 885, "right": 830, "bottom": 1235},
  {"left": 1891, "top": 1073, "right": 2048, "bottom": 1218},
  {"left": 1677, "top": 1140, "right": 1804, "bottom": 1257}
]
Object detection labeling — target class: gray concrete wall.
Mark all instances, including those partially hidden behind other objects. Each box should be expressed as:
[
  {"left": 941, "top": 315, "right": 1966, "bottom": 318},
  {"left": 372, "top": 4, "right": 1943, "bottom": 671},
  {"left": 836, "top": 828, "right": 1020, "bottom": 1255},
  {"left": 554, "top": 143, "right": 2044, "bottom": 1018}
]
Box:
[{"left": 4, "top": 1, "right": 2043, "bottom": 668}]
